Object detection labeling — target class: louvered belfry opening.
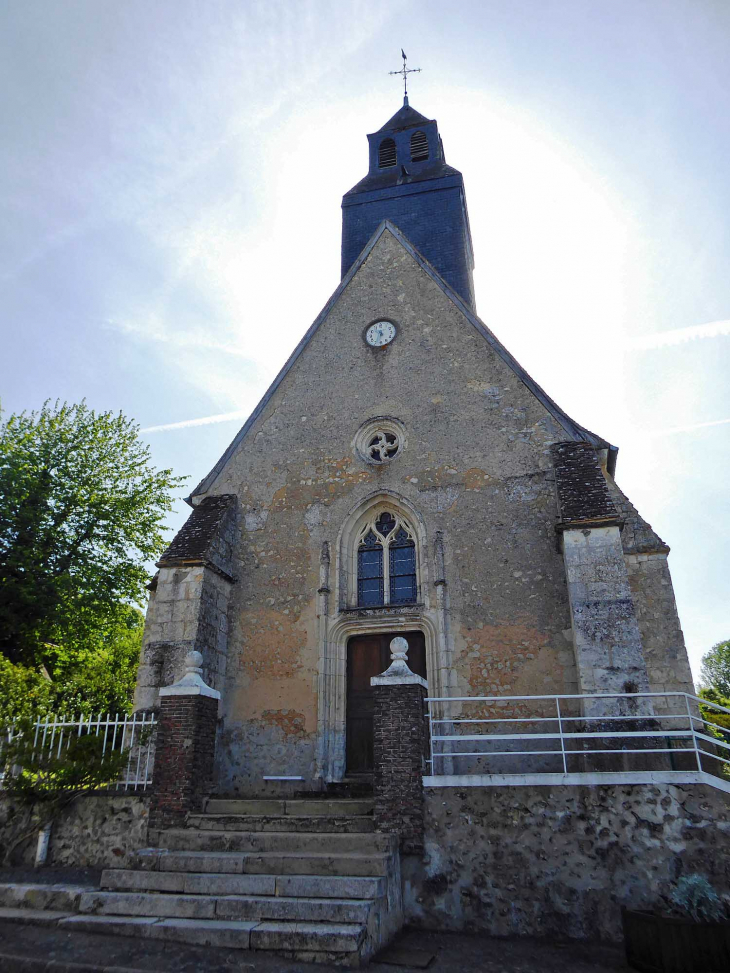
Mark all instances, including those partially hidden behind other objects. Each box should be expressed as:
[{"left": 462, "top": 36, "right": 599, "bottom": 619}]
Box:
[
  {"left": 378, "top": 137, "right": 397, "bottom": 168},
  {"left": 410, "top": 130, "right": 429, "bottom": 161}
]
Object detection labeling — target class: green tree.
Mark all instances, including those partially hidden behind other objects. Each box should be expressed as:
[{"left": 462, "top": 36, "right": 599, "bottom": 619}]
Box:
[
  {"left": 0, "top": 401, "right": 184, "bottom": 671},
  {"left": 701, "top": 640, "right": 730, "bottom": 699}
]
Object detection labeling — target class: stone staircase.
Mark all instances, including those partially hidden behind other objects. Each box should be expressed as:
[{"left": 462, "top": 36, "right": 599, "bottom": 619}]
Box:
[{"left": 0, "top": 796, "right": 403, "bottom": 966}]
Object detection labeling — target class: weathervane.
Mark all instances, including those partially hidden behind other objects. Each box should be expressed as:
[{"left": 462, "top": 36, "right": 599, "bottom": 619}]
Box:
[{"left": 389, "top": 49, "right": 421, "bottom": 105}]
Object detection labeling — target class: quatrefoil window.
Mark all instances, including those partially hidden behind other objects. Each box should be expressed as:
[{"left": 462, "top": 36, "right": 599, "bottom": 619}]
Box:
[{"left": 368, "top": 431, "right": 399, "bottom": 463}]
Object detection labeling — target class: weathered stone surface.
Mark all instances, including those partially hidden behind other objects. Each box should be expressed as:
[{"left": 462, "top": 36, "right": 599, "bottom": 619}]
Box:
[
  {"left": 250, "top": 920, "right": 364, "bottom": 952},
  {"left": 133, "top": 218, "right": 692, "bottom": 793},
  {"left": 0, "top": 794, "right": 148, "bottom": 868},
  {"left": 404, "top": 783, "right": 730, "bottom": 942},
  {"left": 0, "top": 883, "right": 89, "bottom": 911},
  {"left": 101, "top": 869, "right": 186, "bottom": 893},
  {"left": 561, "top": 526, "right": 651, "bottom": 708},
  {"left": 179, "top": 229, "right": 595, "bottom": 790},
  {"left": 135, "top": 497, "right": 238, "bottom": 712},
  {"left": 79, "top": 890, "right": 216, "bottom": 918},
  {"left": 625, "top": 552, "right": 694, "bottom": 699},
  {"left": 274, "top": 875, "right": 384, "bottom": 900}
]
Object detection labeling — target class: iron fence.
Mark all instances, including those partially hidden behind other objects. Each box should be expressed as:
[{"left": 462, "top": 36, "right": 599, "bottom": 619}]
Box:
[
  {"left": 1, "top": 711, "right": 157, "bottom": 791},
  {"left": 424, "top": 691, "right": 730, "bottom": 793}
]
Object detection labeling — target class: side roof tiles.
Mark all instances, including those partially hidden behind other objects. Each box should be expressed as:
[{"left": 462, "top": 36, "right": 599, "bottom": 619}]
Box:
[
  {"left": 158, "top": 495, "right": 237, "bottom": 577},
  {"left": 551, "top": 442, "right": 621, "bottom": 528}
]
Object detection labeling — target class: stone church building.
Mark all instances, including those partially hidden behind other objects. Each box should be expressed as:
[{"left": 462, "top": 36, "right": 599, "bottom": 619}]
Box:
[
  {"left": 3, "top": 97, "right": 726, "bottom": 964},
  {"left": 134, "top": 95, "right": 694, "bottom": 796}
]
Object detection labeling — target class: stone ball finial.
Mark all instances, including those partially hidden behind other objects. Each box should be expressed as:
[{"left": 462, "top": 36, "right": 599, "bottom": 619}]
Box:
[
  {"left": 390, "top": 637, "right": 409, "bottom": 662},
  {"left": 184, "top": 650, "right": 204, "bottom": 675}
]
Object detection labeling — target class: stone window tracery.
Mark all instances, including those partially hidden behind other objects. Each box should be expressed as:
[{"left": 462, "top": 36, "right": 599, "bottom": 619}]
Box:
[
  {"left": 354, "top": 417, "right": 405, "bottom": 466},
  {"left": 367, "top": 431, "right": 399, "bottom": 463},
  {"left": 356, "top": 511, "right": 417, "bottom": 607}
]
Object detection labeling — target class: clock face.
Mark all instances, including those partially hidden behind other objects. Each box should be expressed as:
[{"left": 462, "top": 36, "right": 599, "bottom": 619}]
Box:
[{"left": 365, "top": 320, "right": 396, "bottom": 347}]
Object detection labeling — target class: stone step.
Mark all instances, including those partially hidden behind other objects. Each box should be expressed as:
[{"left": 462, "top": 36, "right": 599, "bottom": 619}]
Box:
[
  {"left": 79, "top": 889, "right": 373, "bottom": 924},
  {"left": 0, "top": 883, "right": 91, "bottom": 911},
  {"left": 157, "top": 828, "right": 393, "bottom": 854},
  {"left": 129, "top": 848, "right": 390, "bottom": 877},
  {"left": 57, "top": 913, "right": 365, "bottom": 955},
  {"left": 102, "top": 868, "right": 385, "bottom": 900},
  {"left": 58, "top": 913, "right": 258, "bottom": 949},
  {"left": 251, "top": 920, "right": 364, "bottom": 954},
  {"left": 187, "top": 814, "right": 376, "bottom": 833},
  {"left": 0, "top": 906, "right": 73, "bottom": 926},
  {"left": 205, "top": 799, "right": 373, "bottom": 817}
]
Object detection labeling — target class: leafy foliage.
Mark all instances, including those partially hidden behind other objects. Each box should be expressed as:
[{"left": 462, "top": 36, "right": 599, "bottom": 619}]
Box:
[
  {"left": 0, "top": 718, "right": 136, "bottom": 865},
  {"left": 670, "top": 874, "right": 726, "bottom": 923},
  {"left": 698, "top": 687, "right": 730, "bottom": 734},
  {"left": 0, "top": 607, "right": 144, "bottom": 727},
  {"left": 0, "top": 400, "right": 184, "bottom": 670},
  {"left": 701, "top": 640, "right": 730, "bottom": 699},
  {"left": 0, "top": 656, "right": 53, "bottom": 726}
]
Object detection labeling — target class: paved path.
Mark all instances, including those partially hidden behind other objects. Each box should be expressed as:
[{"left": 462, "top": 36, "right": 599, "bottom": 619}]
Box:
[{"left": 0, "top": 919, "right": 630, "bottom": 972}]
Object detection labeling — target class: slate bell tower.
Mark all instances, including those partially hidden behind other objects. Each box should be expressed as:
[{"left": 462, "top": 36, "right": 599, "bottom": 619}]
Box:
[{"left": 341, "top": 98, "right": 476, "bottom": 308}]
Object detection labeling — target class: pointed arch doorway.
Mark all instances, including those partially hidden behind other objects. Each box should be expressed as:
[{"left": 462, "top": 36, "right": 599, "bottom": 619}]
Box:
[{"left": 345, "top": 629, "right": 427, "bottom": 775}]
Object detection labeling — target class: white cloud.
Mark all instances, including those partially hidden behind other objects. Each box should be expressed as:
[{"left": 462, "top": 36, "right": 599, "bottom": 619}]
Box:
[
  {"left": 140, "top": 409, "right": 250, "bottom": 433},
  {"left": 653, "top": 417, "right": 730, "bottom": 437},
  {"left": 627, "top": 319, "right": 730, "bottom": 350}
]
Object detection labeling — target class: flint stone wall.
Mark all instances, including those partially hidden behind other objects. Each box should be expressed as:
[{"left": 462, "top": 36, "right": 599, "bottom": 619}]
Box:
[
  {"left": 0, "top": 793, "right": 148, "bottom": 867},
  {"left": 403, "top": 783, "right": 730, "bottom": 942}
]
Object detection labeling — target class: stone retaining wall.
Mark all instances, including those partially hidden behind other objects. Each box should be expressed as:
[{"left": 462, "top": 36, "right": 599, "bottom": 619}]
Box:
[
  {"left": 403, "top": 783, "right": 730, "bottom": 942},
  {"left": 0, "top": 793, "right": 148, "bottom": 867}
]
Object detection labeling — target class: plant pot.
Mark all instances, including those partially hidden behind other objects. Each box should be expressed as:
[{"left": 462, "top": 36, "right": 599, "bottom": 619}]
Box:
[{"left": 622, "top": 907, "right": 730, "bottom": 973}]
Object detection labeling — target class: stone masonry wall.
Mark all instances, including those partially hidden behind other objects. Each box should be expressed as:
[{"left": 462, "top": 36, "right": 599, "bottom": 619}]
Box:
[
  {"left": 181, "top": 229, "right": 691, "bottom": 793},
  {"left": 403, "top": 783, "right": 730, "bottom": 942},
  {"left": 626, "top": 552, "right": 695, "bottom": 698},
  {"left": 562, "top": 527, "right": 650, "bottom": 703},
  {"left": 0, "top": 793, "right": 148, "bottom": 867},
  {"left": 207, "top": 230, "right": 582, "bottom": 791},
  {"left": 135, "top": 564, "right": 233, "bottom": 710}
]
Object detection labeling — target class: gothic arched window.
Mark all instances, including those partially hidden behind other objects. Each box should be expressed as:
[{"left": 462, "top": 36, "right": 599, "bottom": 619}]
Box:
[
  {"left": 410, "top": 130, "right": 429, "bottom": 162},
  {"left": 356, "top": 511, "right": 417, "bottom": 607},
  {"left": 378, "top": 138, "right": 397, "bottom": 168}
]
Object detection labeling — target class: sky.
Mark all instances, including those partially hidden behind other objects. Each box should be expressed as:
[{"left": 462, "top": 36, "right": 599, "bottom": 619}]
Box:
[{"left": 1, "top": 0, "right": 728, "bottom": 683}]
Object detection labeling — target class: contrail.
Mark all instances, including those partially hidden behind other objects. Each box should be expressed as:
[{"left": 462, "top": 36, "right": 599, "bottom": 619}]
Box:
[
  {"left": 628, "top": 319, "right": 730, "bottom": 350},
  {"left": 141, "top": 410, "right": 249, "bottom": 433},
  {"left": 654, "top": 417, "right": 730, "bottom": 437}
]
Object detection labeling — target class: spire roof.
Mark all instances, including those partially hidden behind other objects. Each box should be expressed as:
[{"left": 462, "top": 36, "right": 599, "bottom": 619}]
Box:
[{"left": 375, "top": 101, "right": 432, "bottom": 134}]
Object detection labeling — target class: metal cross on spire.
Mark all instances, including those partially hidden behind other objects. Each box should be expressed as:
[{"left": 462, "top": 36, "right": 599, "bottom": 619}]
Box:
[{"left": 389, "top": 49, "right": 421, "bottom": 106}]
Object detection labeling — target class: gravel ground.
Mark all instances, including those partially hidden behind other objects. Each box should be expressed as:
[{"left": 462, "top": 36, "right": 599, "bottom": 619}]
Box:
[{"left": 0, "top": 920, "right": 630, "bottom": 972}]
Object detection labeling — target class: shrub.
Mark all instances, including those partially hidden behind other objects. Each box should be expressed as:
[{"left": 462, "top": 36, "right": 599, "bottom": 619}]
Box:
[{"left": 670, "top": 875, "right": 725, "bottom": 923}]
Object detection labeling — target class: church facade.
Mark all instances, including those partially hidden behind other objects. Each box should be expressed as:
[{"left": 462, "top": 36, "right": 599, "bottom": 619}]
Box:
[{"left": 134, "top": 99, "right": 694, "bottom": 796}]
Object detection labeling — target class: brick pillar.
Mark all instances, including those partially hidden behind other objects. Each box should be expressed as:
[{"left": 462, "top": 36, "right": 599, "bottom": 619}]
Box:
[
  {"left": 371, "top": 637, "right": 428, "bottom": 854},
  {"left": 149, "top": 651, "right": 220, "bottom": 830}
]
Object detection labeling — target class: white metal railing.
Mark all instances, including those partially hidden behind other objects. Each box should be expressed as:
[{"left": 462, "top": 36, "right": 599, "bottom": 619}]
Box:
[
  {"left": 424, "top": 692, "right": 730, "bottom": 794},
  {"left": 1, "top": 712, "right": 157, "bottom": 792}
]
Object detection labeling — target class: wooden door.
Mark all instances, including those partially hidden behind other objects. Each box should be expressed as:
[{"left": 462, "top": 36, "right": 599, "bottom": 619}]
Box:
[{"left": 346, "top": 631, "right": 426, "bottom": 774}]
